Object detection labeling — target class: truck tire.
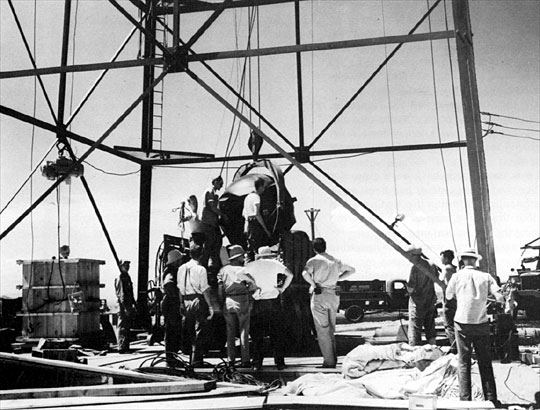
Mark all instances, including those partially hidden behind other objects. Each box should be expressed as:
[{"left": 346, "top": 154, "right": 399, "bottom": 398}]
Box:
[{"left": 345, "top": 305, "right": 364, "bottom": 322}]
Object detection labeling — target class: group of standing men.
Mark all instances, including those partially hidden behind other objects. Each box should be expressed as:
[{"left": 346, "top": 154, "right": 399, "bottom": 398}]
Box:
[
  {"left": 406, "top": 245, "right": 504, "bottom": 406},
  {"left": 160, "top": 243, "right": 293, "bottom": 370}
]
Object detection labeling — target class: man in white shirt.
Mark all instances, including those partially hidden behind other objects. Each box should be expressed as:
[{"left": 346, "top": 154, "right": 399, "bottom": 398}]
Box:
[
  {"left": 302, "top": 237, "right": 355, "bottom": 368},
  {"left": 217, "top": 245, "right": 258, "bottom": 367},
  {"left": 177, "top": 244, "right": 215, "bottom": 367},
  {"left": 243, "top": 177, "right": 272, "bottom": 261},
  {"left": 446, "top": 248, "right": 504, "bottom": 406},
  {"left": 243, "top": 246, "right": 293, "bottom": 371}
]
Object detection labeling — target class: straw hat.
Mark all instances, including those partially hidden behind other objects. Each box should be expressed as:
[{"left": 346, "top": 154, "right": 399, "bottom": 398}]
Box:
[
  {"left": 458, "top": 248, "right": 483, "bottom": 261},
  {"left": 256, "top": 246, "right": 276, "bottom": 259}
]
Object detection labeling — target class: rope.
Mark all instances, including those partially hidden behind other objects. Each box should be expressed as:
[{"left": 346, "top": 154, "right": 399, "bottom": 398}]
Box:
[
  {"left": 482, "top": 121, "right": 539, "bottom": 133},
  {"left": 443, "top": 0, "right": 471, "bottom": 247},
  {"left": 0, "top": 142, "right": 57, "bottom": 215},
  {"left": 380, "top": 0, "right": 399, "bottom": 214},
  {"left": 66, "top": 0, "right": 80, "bottom": 246},
  {"left": 30, "top": 0, "right": 37, "bottom": 262},
  {"left": 426, "top": 0, "right": 457, "bottom": 251}
]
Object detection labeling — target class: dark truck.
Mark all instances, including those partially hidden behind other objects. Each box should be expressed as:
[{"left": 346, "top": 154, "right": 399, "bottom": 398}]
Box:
[
  {"left": 336, "top": 279, "right": 409, "bottom": 322},
  {"left": 508, "top": 240, "right": 540, "bottom": 320}
]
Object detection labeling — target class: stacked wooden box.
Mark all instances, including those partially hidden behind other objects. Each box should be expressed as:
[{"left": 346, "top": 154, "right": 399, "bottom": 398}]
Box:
[{"left": 17, "top": 259, "right": 104, "bottom": 339}]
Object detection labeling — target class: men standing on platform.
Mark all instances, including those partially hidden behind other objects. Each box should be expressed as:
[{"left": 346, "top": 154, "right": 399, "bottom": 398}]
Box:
[
  {"left": 217, "top": 245, "right": 258, "bottom": 367},
  {"left": 440, "top": 249, "right": 457, "bottom": 353},
  {"left": 161, "top": 249, "right": 184, "bottom": 366},
  {"left": 114, "top": 260, "right": 137, "bottom": 354},
  {"left": 406, "top": 245, "right": 438, "bottom": 346},
  {"left": 177, "top": 244, "right": 214, "bottom": 367},
  {"left": 244, "top": 246, "right": 293, "bottom": 371},
  {"left": 302, "top": 237, "right": 355, "bottom": 368},
  {"left": 243, "top": 177, "right": 272, "bottom": 261},
  {"left": 201, "top": 176, "right": 226, "bottom": 269},
  {"left": 446, "top": 248, "right": 504, "bottom": 406}
]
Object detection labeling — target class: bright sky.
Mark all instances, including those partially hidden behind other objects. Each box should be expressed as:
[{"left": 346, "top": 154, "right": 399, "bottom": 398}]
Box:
[{"left": 1, "top": 0, "right": 539, "bottom": 305}]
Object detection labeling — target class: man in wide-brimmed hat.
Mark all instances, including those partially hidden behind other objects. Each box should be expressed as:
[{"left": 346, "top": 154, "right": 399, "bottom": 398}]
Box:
[
  {"left": 446, "top": 248, "right": 504, "bottom": 406},
  {"left": 217, "top": 245, "right": 257, "bottom": 367},
  {"left": 406, "top": 245, "right": 438, "bottom": 347},
  {"left": 161, "top": 249, "right": 185, "bottom": 366}
]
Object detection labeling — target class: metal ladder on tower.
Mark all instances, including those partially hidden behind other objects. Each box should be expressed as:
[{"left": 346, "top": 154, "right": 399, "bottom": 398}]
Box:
[{"left": 152, "top": 19, "right": 167, "bottom": 152}]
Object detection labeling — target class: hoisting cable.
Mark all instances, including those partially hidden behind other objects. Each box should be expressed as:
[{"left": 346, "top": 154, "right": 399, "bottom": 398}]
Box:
[
  {"left": 7, "top": 0, "right": 58, "bottom": 125},
  {"left": 426, "top": 0, "right": 457, "bottom": 252},
  {"left": 1, "top": 141, "right": 57, "bottom": 215},
  {"left": 222, "top": 9, "right": 257, "bottom": 160},
  {"left": 256, "top": 2, "right": 262, "bottom": 130},
  {"left": 66, "top": 0, "right": 80, "bottom": 245},
  {"left": 380, "top": 0, "right": 399, "bottom": 215},
  {"left": 220, "top": 10, "right": 256, "bottom": 175},
  {"left": 443, "top": 0, "right": 471, "bottom": 247},
  {"left": 308, "top": 0, "right": 443, "bottom": 150}
]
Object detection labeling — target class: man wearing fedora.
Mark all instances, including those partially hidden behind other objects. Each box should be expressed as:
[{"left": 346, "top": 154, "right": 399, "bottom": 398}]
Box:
[
  {"left": 115, "top": 260, "right": 137, "bottom": 354},
  {"left": 161, "top": 249, "right": 185, "bottom": 366},
  {"left": 217, "top": 245, "right": 258, "bottom": 367},
  {"left": 244, "top": 246, "right": 293, "bottom": 371},
  {"left": 302, "top": 237, "right": 355, "bottom": 368},
  {"left": 446, "top": 248, "right": 504, "bottom": 405},
  {"left": 406, "top": 245, "right": 438, "bottom": 347}
]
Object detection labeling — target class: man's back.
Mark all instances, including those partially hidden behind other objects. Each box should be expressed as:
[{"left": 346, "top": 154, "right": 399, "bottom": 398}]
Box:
[
  {"left": 305, "top": 252, "right": 342, "bottom": 287},
  {"left": 446, "top": 267, "right": 499, "bottom": 324}
]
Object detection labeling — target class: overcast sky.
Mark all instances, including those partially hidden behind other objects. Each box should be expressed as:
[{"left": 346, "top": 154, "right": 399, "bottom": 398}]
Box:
[{"left": 1, "top": 0, "right": 539, "bottom": 304}]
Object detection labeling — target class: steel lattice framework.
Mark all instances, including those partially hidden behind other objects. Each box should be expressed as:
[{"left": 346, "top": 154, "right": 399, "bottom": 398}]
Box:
[{"left": 0, "top": 0, "right": 495, "bottom": 325}]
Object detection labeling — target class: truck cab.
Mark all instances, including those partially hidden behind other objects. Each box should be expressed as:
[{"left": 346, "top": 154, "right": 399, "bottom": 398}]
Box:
[{"left": 337, "top": 278, "right": 408, "bottom": 322}]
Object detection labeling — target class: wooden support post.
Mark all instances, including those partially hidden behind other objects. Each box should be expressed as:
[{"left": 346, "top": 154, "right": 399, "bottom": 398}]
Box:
[{"left": 453, "top": 0, "right": 497, "bottom": 276}]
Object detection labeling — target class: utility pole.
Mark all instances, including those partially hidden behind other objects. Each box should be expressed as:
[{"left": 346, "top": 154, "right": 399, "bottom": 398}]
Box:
[{"left": 304, "top": 208, "right": 320, "bottom": 241}]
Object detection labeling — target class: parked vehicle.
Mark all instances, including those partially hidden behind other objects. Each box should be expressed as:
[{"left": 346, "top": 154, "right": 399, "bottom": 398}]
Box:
[
  {"left": 508, "top": 238, "right": 540, "bottom": 320},
  {"left": 337, "top": 279, "right": 408, "bottom": 322}
]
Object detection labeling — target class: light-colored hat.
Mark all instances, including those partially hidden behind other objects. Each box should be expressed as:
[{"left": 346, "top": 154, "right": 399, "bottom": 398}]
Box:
[
  {"left": 406, "top": 245, "right": 422, "bottom": 255},
  {"left": 166, "top": 249, "right": 184, "bottom": 265},
  {"left": 458, "top": 248, "right": 483, "bottom": 261},
  {"left": 228, "top": 245, "right": 245, "bottom": 261},
  {"left": 256, "top": 246, "right": 276, "bottom": 259}
]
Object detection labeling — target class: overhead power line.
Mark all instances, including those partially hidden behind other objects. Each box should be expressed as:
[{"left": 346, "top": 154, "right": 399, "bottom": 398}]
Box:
[{"left": 481, "top": 111, "right": 540, "bottom": 125}]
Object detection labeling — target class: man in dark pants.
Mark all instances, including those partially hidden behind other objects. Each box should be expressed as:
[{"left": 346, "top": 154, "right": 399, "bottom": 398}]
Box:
[
  {"left": 406, "top": 245, "right": 438, "bottom": 346},
  {"left": 242, "top": 177, "right": 272, "bottom": 261},
  {"left": 244, "top": 246, "right": 293, "bottom": 371},
  {"left": 161, "top": 249, "right": 184, "bottom": 366},
  {"left": 114, "top": 260, "right": 137, "bottom": 353},
  {"left": 201, "top": 176, "right": 226, "bottom": 269},
  {"left": 440, "top": 249, "right": 457, "bottom": 353},
  {"left": 177, "top": 244, "right": 215, "bottom": 366},
  {"left": 446, "top": 248, "right": 504, "bottom": 406}
]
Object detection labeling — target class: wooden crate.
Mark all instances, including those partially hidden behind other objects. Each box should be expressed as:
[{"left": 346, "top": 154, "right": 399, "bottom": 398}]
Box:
[
  {"left": 20, "top": 312, "right": 100, "bottom": 338},
  {"left": 17, "top": 259, "right": 104, "bottom": 339}
]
